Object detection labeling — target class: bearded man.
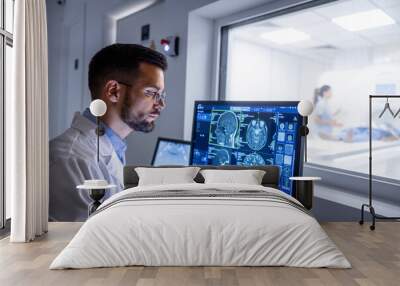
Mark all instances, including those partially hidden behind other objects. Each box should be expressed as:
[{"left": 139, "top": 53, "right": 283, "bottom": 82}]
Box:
[{"left": 49, "top": 44, "right": 167, "bottom": 221}]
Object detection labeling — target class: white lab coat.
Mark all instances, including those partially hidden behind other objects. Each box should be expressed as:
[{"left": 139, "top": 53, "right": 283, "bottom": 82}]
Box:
[{"left": 49, "top": 112, "right": 124, "bottom": 222}]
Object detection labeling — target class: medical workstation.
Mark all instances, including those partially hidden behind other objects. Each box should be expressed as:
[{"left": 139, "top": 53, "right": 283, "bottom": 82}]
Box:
[{"left": 1, "top": 0, "right": 400, "bottom": 285}]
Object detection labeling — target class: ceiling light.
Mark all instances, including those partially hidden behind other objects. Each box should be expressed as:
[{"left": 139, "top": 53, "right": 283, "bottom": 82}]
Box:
[
  {"left": 260, "top": 28, "right": 310, "bottom": 44},
  {"left": 332, "top": 9, "right": 395, "bottom": 32}
]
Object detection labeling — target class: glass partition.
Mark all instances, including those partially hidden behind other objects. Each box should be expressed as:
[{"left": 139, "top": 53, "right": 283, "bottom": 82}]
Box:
[
  {"left": 5, "top": 0, "right": 13, "bottom": 33},
  {"left": 1, "top": 0, "right": 14, "bottom": 228},
  {"left": 222, "top": 0, "right": 400, "bottom": 180}
]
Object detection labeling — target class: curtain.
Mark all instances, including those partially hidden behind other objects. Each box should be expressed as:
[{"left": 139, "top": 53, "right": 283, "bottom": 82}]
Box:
[{"left": 8, "top": 0, "right": 49, "bottom": 242}]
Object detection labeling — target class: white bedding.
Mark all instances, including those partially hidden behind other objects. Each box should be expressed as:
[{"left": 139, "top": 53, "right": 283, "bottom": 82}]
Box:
[{"left": 50, "top": 183, "right": 351, "bottom": 269}]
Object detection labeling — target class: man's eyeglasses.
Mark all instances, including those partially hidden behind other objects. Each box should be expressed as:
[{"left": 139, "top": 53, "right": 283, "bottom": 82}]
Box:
[{"left": 117, "top": 81, "right": 166, "bottom": 103}]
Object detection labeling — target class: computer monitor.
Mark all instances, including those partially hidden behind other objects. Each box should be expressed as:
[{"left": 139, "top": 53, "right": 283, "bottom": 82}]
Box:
[
  {"left": 190, "top": 101, "right": 303, "bottom": 195},
  {"left": 152, "top": 137, "right": 191, "bottom": 166}
]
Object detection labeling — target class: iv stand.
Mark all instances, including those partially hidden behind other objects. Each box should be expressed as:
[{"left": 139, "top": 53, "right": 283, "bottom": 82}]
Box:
[{"left": 359, "top": 95, "right": 400, "bottom": 230}]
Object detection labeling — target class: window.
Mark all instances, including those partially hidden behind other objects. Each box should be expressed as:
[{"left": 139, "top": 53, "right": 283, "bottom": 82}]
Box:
[
  {"left": 1, "top": 0, "right": 14, "bottom": 229},
  {"left": 220, "top": 0, "right": 400, "bottom": 181}
]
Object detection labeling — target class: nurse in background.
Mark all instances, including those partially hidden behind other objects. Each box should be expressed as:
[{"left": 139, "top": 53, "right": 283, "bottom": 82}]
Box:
[{"left": 313, "top": 85, "right": 342, "bottom": 139}]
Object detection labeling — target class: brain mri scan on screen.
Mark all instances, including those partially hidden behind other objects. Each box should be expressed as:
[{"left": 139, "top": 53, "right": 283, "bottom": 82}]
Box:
[{"left": 190, "top": 101, "right": 302, "bottom": 195}]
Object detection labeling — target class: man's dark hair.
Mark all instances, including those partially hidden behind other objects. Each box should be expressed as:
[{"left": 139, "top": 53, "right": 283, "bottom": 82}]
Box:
[{"left": 88, "top": 43, "right": 168, "bottom": 100}]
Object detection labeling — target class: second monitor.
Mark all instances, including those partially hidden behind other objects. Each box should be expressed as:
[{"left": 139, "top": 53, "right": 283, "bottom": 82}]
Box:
[{"left": 152, "top": 137, "right": 191, "bottom": 166}]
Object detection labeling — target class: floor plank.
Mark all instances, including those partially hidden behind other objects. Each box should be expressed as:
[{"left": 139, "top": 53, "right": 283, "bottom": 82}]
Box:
[{"left": 0, "top": 222, "right": 399, "bottom": 286}]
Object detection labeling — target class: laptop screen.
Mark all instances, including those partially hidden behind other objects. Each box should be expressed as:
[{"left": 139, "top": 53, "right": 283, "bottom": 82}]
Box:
[{"left": 152, "top": 137, "right": 191, "bottom": 166}]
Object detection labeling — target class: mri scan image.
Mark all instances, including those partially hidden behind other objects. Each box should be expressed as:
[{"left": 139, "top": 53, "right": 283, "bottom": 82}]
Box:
[
  {"left": 243, "top": 152, "right": 265, "bottom": 165},
  {"left": 215, "top": 111, "right": 238, "bottom": 148},
  {"left": 282, "top": 165, "right": 291, "bottom": 177},
  {"left": 153, "top": 141, "right": 190, "bottom": 166},
  {"left": 246, "top": 119, "right": 268, "bottom": 151},
  {"left": 275, "top": 153, "right": 284, "bottom": 165},
  {"left": 191, "top": 102, "right": 301, "bottom": 195},
  {"left": 212, "top": 148, "right": 230, "bottom": 165}
]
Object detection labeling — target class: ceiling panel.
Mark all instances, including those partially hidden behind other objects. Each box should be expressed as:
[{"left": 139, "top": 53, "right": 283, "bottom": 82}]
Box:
[
  {"left": 232, "top": 0, "right": 400, "bottom": 55},
  {"left": 382, "top": 4, "right": 400, "bottom": 21},
  {"left": 233, "top": 33, "right": 335, "bottom": 64},
  {"left": 289, "top": 39, "right": 327, "bottom": 49},
  {"left": 366, "top": 31, "right": 400, "bottom": 45},
  {"left": 268, "top": 11, "right": 326, "bottom": 28},
  {"left": 370, "top": 0, "right": 400, "bottom": 8},
  {"left": 314, "top": 0, "right": 376, "bottom": 19},
  {"left": 235, "top": 25, "right": 276, "bottom": 36},
  {"left": 333, "top": 37, "right": 374, "bottom": 49},
  {"left": 312, "top": 49, "right": 338, "bottom": 60},
  {"left": 195, "top": 0, "right": 273, "bottom": 19},
  {"left": 299, "top": 21, "right": 354, "bottom": 42},
  {"left": 358, "top": 24, "right": 400, "bottom": 38}
]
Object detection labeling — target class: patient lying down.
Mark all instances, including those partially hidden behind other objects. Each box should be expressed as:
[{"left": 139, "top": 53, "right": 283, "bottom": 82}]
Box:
[{"left": 319, "top": 125, "right": 400, "bottom": 142}]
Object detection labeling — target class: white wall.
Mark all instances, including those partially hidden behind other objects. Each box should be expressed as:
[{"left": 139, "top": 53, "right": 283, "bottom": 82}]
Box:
[
  {"left": 226, "top": 36, "right": 327, "bottom": 102},
  {"left": 184, "top": 13, "right": 215, "bottom": 140},
  {"left": 47, "top": 0, "right": 122, "bottom": 139},
  {"left": 318, "top": 43, "right": 400, "bottom": 126},
  {"left": 47, "top": 0, "right": 68, "bottom": 139}
]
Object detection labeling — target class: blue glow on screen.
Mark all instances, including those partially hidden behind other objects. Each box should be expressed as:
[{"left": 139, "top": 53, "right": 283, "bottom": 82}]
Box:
[
  {"left": 190, "top": 102, "right": 302, "bottom": 195},
  {"left": 153, "top": 140, "right": 191, "bottom": 166}
]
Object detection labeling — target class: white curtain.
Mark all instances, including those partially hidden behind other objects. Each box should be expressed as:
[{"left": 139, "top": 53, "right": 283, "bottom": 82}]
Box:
[{"left": 8, "top": 0, "right": 49, "bottom": 242}]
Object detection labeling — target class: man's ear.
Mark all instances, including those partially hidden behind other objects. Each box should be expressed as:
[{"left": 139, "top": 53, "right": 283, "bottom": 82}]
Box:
[{"left": 103, "top": 80, "right": 121, "bottom": 103}]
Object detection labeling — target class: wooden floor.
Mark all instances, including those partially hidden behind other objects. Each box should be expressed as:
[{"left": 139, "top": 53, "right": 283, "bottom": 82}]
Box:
[{"left": 0, "top": 222, "right": 399, "bottom": 286}]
